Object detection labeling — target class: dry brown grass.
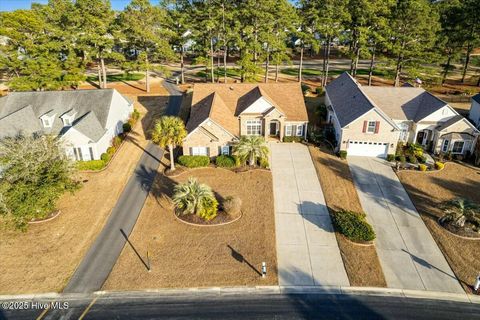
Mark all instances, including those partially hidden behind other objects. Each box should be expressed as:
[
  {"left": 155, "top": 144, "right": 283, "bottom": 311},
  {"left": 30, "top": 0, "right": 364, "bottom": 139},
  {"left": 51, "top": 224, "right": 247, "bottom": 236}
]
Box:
[
  {"left": 103, "top": 167, "right": 277, "bottom": 290},
  {"left": 0, "top": 94, "right": 169, "bottom": 294},
  {"left": 397, "top": 163, "right": 480, "bottom": 294},
  {"left": 308, "top": 145, "right": 387, "bottom": 287}
]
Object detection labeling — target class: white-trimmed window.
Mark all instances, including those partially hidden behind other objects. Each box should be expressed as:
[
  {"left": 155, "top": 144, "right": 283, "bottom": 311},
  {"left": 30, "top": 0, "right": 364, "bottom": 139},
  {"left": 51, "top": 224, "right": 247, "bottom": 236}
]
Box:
[
  {"left": 367, "top": 121, "right": 377, "bottom": 133},
  {"left": 285, "top": 125, "right": 292, "bottom": 136},
  {"left": 441, "top": 139, "right": 449, "bottom": 152},
  {"left": 246, "top": 119, "right": 262, "bottom": 135},
  {"left": 42, "top": 118, "right": 51, "bottom": 127},
  {"left": 191, "top": 147, "right": 208, "bottom": 156},
  {"left": 451, "top": 141, "right": 464, "bottom": 154},
  {"left": 221, "top": 146, "right": 230, "bottom": 155},
  {"left": 296, "top": 125, "right": 303, "bottom": 137}
]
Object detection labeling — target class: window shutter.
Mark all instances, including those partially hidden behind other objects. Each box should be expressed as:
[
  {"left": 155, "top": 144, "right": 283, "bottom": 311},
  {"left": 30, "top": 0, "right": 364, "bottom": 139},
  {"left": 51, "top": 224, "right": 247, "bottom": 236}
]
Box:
[
  {"left": 206, "top": 147, "right": 210, "bottom": 157},
  {"left": 375, "top": 121, "right": 380, "bottom": 134},
  {"left": 189, "top": 147, "right": 193, "bottom": 156},
  {"left": 362, "top": 121, "right": 367, "bottom": 133}
]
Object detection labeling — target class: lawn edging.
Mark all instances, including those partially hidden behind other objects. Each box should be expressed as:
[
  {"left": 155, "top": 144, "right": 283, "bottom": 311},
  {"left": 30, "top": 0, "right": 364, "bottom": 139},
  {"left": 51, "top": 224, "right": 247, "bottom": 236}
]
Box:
[
  {"left": 436, "top": 218, "right": 480, "bottom": 241},
  {"left": 28, "top": 210, "right": 61, "bottom": 225},
  {"left": 174, "top": 211, "right": 243, "bottom": 227}
]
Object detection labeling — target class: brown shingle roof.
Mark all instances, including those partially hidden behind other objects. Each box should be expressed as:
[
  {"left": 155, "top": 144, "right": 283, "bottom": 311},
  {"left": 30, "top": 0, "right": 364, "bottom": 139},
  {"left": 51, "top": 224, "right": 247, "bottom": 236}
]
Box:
[{"left": 187, "top": 83, "right": 308, "bottom": 136}]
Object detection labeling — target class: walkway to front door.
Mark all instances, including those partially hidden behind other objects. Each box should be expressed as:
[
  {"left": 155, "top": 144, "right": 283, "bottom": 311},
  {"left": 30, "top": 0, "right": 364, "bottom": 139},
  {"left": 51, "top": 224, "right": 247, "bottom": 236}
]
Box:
[{"left": 270, "top": 143, "right": 349, "bottom": 287}]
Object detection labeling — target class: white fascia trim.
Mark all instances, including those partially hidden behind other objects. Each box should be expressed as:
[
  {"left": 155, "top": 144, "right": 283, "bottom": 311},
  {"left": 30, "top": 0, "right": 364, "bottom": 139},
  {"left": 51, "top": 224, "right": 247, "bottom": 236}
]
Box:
[
  {"left": 415, "top": 104, "right": 458, "bottom": 123},
  {"left": 344, "top": 108, "right": 400, "bottom": 131},
  {"left": 185, "top": 118, "right": 237, "bottom": 140},
  {"left": 263, "top": 106, "right": 285, "bottom": 117}
]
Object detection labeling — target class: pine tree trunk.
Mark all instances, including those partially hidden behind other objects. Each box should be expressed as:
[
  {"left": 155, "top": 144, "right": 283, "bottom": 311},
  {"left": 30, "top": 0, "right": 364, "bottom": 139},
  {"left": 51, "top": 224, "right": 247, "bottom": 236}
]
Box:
[
  {"left": 394, "top": 43, "right": 405, "bottom": 87},
  {"left": 223, "top": 42, "right": 227, "bottom": 83},
  {"left": 264, "top": 46, "right": 269, "bottom": 83},
  {"left": 169, "top": 144, "right": 175, "bottom": 171},
  {"left": 323, "top": 38, "right": 332, "bottom": 87},
  {"left": 101, "top": 57, "right": 107, "bottom": 89},
  {"left": 210, "top": 37, "right": 215, "bottom": 84},
  {"left": 477, "top": 76, "right": 480, "bottom": 87},
  {"left": 322, "top": 41, "right": 327, "bottom": 86},
  {"left": 180, "top": 47, "right": 185, "bottom": 84},
  {"left": 145, "top": 55, "right": 150, "bottom": 93},
  {"left": 275, "top": 62, "right": 279, "bottom": 82},
  {"left": 353, "top": 45, "right": 360, "bottom": 77},
  {"left": 368, "top": 47, "right": 375, "bottom": 86},
  {"left": 442, "top": 54, "right": 452, "bottom": 85},
  {"left": 97, "top": 62, "right": 103, "bottom": 89},
  {"left": 298, "top": 45, "right": 303, "bottom": 83},
  {"left": 461, "top": 44, "right": 472, "bottom": 83}
]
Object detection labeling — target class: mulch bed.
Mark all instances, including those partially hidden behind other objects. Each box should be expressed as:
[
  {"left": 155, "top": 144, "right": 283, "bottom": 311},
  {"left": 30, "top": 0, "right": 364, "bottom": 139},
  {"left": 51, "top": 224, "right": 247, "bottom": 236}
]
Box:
[{"left": 439, "top": 220, "right": 480, "bottom": 239}]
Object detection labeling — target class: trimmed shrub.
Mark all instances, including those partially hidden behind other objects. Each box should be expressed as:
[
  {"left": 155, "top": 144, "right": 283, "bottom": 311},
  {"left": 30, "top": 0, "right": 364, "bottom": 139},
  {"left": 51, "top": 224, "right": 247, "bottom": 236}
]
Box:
[
  {"left": 417, "top": 155, "right": 427, "bottom": 164},
  {"left": 112, "top": 135, "right": 123, "bottom": 148},
  {"left": 106, "top": 146, "right": 116, "bottom": 156},
  {"left": 100, "top": 152, "right": 111, "bottom": 162},
  {"left": 197, "top": 196, "right": 218, "bottom": 221},
  {"left": 315, "top": 86, "right": 324, "bottom": 95},
  {"left": 331, "top": 210, "right": 376, "bottom": 242},
  {"left": 407, "top": 154, "right": 417, "bottom": 164},
  {"left": 386, "top": 154, "right": 395, "bottom": 162},
  {"left": 283, "top": 136, "right": 303, "bottom": 143},
  {"left": 338, "top": 150, "right": 347, "bottom": 159},
  {"left": 223, "top": 196, "right": 242, "bottom": 216},
  {"left": 398, "top": 155, "right": 406, "bottom": 163},
  {"left": 76, "top": 160, "right": 106, "bottom": 171},
  {"left": 435, "top": 161, "right": 445, "bottom": 170},
  {"left": 178, "top": 155, "right": 210, "bottom": 168},
  {"left": 123, "top": 122, "right": 132, "bottom": 132},
  {"left": 259, "top": 157, "right": 269, "bottom": 169},
  {"left": 233, "top": 155, "right": 242, "bottom": 167},
  {"left": 215, "top": 155, "right": 237, "bottom": 168},
  {"left": 418, "top": 164, "right": 427, "bottom": 171},
  {"left": 131, "top": 109, "right": 141, "bottom": 121}
]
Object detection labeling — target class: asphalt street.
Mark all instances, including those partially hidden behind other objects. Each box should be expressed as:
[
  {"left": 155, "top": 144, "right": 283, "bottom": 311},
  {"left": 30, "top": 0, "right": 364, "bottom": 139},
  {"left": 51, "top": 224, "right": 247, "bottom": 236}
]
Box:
[
  {"left": 1, "top": 292, "right": 479, "bottom": 320},
  {"left": 63, "top": 83, "right": 183, "bottom": 294}
]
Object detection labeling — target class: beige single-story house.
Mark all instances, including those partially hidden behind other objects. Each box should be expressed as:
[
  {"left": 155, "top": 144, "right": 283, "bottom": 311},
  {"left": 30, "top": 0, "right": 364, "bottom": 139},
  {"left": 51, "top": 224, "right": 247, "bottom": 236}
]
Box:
[
  {"left": 183, "top": 83, "right": 309, "bottom": 158},
  {"left": 326, "top": 72, "right": 479, "bottom": 158}
]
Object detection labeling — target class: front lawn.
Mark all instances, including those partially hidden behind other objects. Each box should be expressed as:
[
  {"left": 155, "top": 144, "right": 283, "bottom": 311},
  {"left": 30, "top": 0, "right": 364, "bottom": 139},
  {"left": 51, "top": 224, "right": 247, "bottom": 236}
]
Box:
[
  {"left": 309, "top": 145, "right": 387, "bottom": 287},
  {"left": 86, "top": 72, "right": 144, "bottom": 83},
  {"left": 397, "top": 162, "right": 480, "bottom": 294},
  {"left": 103, "top": 167, "right": 277, "bottom": 289}
]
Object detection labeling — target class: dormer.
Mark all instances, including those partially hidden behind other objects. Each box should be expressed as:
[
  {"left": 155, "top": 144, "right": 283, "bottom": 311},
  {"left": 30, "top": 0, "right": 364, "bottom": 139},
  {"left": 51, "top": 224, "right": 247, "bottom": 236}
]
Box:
[
  {"left": 40, "top": 110, "right": 56, "bottom": 128},
  {"left": 60, "top": 109, "right": 77, "bottom": 127}
]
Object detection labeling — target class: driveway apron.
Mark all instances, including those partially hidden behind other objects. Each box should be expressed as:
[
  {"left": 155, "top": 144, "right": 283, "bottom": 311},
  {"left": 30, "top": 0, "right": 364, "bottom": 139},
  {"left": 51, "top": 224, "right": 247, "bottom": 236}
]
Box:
[
  {"left": 348, "top": 156, "right": 463, "bottom": 293},
  {"left": 270, "top": 143, "right": 349, "bottom": 287}
]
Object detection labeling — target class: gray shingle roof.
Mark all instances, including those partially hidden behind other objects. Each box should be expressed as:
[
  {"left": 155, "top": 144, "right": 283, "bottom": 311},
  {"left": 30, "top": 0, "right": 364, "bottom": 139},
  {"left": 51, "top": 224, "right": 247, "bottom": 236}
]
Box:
[
  {"left": 327, "top": 72, "right": 449, "bottom": 125},
  {"left": 325, "top": 72, "right": 375, "bottom": 127},
  {"left": 0, "top": 89, "right": 125, "bottom": 142},
  {"left": 473, "top": 93, "right": 480, "bottom": 104}
]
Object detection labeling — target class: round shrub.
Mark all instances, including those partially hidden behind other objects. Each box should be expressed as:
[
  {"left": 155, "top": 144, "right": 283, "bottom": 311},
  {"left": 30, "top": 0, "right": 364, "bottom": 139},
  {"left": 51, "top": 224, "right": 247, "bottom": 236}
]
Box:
[
  {"left": 417, "top": 155, "right": 426, "bottom": 163},
  {"left": 112, "top": 136, "right": 123, "bottom": 148},
  {"left": 215, "top": 155, "right": 237, "bottom": 168},
  {"left": 123, "top": 122, "right": 132, "bottom": 133},
  {"left": 100, "top": 152, "right": 111, "bottom": 162},
  {"left": 178, "top": 155, "right": 210, "bottom": 168},
  {"left": 331, "top": 210, "right": 376, "bottom": 242},
  {"left": 407, "top": 154, "right": 417, "bottom": 164},
  {"left": 386, "top": 154, "right": 395, "bottom": 162},
  {"left": 435, "top": 161, "right": 445, "bottom": 170},
  {"left": 338, "top": 150, "right": 347, "bottom": 159},
  {"left": 398, "top": 155, "right": 406, "bottom": 163},
  {"left": 418, "top": 164, "right": 427, "bottom": 171},
  {"left": 223, "top": 196, "right": 242, "bottom": 216},
  {"left": 197, "top": 196, "right": 218, "bottom": 221}
]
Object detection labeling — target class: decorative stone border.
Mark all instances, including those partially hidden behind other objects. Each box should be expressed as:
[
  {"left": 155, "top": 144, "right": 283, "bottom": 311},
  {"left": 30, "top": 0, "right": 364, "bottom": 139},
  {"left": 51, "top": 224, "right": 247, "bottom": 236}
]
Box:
[
  {"left": 174, "top": 210, "right": 243, "bottom": 227},
  {"left": 392, "top": 162, "right": 446, "bottom": 174},
  {"left": 341, "top": 234, "right": 375, "bottom": 247},
  {"left": 28, "top": 210, "right": 61, "bottom": 224},
  {"left": 437, "top": 218, "right": 480, "bottom": 241}
]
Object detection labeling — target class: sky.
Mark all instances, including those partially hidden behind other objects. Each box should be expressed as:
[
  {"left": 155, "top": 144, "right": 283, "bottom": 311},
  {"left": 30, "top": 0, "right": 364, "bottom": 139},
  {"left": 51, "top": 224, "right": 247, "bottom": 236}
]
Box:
[{"left": 0, "top": 0, "right": 163, "bottom": 12}]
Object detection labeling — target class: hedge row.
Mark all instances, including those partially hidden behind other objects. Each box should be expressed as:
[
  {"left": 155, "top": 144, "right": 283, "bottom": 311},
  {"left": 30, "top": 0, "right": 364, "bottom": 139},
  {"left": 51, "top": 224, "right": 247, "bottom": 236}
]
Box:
[
  {"left": 283, "top": 136, "right": 304, "bottom": 143},
  {"left": 178, "top": 155, "right": 210, "bottom": 168},
  {"left": 76, "top": 160, "right": 106, "bottom": 171},
  {"left": 331, "top": 210, "right": 376, "bottom": 242},
  {"left": 215, "top": 155, "right": 238, "bottom": 168}
]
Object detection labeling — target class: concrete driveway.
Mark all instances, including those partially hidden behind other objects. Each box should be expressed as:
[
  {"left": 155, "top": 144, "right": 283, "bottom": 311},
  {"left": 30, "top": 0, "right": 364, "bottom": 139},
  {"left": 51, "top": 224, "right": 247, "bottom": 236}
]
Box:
[
  {"left": 348, "top": 156, "right": 463, "bottom": 293},
  {"left": 270, "top": 143, "right": 349, "bottom": 287}
]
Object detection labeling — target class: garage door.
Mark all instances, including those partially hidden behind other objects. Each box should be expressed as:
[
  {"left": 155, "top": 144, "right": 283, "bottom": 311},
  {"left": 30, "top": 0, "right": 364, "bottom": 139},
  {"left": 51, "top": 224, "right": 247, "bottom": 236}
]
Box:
[{"left": 347, "top": 141, "right": 388, "bottom": 158}]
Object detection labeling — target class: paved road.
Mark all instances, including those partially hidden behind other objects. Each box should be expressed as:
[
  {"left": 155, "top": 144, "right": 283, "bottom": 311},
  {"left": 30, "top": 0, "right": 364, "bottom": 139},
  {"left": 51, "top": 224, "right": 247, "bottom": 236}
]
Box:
[
  {"left": 270, "top": 143, "right": 349, "bottom": 287},
  {"left": 348, "top": 156, "right": 463, "bottom": 293},
  {"left": 3, "top": 291, "right": 479, "bottom": 320},
  {"left": 64, "top": 84, "right": 183, "bottom": 294}
]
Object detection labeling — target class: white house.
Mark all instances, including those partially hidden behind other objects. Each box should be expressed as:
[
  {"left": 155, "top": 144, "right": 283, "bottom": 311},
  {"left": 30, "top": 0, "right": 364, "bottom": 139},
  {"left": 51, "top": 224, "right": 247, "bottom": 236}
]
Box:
[
  {"left": 0, "top": 89, "right": 133, "bottom": 161},
  {"left": 325, "top": 72, "right": 479, "bottom": 158},
  {"left": 470, "top": 93, "right": 480, "bottom": 129}
]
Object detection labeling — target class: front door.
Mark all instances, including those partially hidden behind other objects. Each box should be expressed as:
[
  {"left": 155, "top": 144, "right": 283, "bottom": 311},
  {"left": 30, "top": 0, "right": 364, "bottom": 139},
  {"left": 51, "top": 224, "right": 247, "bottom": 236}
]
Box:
[
  {"left": 270, "top": 122, "right": 278, "bottom": 136},
  {"left": 416, "top": 131, "right": 425, "bottom": 144}
]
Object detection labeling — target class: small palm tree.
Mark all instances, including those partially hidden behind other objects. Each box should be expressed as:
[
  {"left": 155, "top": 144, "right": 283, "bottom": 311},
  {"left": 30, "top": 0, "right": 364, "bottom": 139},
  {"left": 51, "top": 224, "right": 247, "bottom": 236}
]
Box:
[
  {"left": 172, "top": 178, "right": 218, "bottom": 220},
  {"left": 441, "top": 198, "right": 478, "bottom": 228},
  {"left": 151, "top": 116, "right": 187, "bottom": 171},
  {"left": 233, "top": 136, "right": 269, "bottom": 167}
]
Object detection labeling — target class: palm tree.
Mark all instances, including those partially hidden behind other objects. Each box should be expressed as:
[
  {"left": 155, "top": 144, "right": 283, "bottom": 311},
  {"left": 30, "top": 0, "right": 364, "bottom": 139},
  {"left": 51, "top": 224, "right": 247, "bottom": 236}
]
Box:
[
  {"left": 172, "top": 178, "right": 218, "bottom": 220},
  {"left": 441, "top": 198, "right": 479, "bottom": 228},
  {"left": 233, "top": 136, "right": 269, "bottom": 167},
  {"left": 151, "top": 116, "right": 187, "bottom": 172}
]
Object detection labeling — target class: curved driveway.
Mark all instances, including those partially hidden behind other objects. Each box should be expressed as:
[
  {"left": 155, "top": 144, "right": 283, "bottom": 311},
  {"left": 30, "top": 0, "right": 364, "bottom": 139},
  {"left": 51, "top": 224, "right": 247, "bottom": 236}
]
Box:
[{"left": 270, "top": 143, "right": 349, "bottom": 287}]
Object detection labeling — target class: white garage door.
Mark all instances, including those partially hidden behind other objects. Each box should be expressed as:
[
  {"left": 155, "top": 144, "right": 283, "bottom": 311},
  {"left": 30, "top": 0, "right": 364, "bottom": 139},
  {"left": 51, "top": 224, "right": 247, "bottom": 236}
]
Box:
[{"left": 347, "top": 141, "right": 388, "bottom": 158}]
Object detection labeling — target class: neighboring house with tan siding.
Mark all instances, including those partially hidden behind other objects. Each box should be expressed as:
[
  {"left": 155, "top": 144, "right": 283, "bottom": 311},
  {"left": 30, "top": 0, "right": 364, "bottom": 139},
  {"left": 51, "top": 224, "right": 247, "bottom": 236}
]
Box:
[
  {"left": 325, "top": 72, "right": 479, "bottom": 158},
  {"left": 183, "top": 83, "right": 308, "bottom": 158}
]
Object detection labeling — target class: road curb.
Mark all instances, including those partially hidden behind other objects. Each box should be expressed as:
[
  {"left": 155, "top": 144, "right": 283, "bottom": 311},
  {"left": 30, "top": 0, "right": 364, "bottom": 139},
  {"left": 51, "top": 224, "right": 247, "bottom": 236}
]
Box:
[{"left": 1, "top": 286, "right": 477, "bottom": 304}]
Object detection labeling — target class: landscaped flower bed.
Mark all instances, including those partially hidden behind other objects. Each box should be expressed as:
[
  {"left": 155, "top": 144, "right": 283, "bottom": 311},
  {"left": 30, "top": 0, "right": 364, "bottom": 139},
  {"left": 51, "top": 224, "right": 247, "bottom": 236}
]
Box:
[{"left": 439, "top": 198, "right": 480, "bottom": 239}]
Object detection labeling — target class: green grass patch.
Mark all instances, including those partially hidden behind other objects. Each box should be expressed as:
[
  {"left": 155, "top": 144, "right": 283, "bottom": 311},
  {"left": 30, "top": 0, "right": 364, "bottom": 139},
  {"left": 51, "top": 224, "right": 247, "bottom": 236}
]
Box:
[
  {"left": 281, "top": 68, "right": 322, "bottom": 76},
  {"left": 196, "top": 68, "right": 242, "bottom": 78},
  {"left": 86, "top": 73, "right": 144, "bottom": 83}
]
